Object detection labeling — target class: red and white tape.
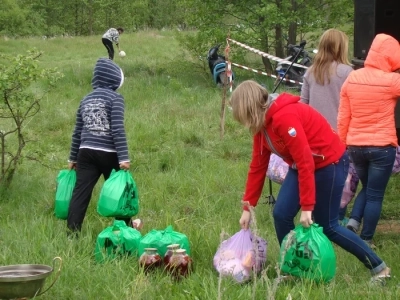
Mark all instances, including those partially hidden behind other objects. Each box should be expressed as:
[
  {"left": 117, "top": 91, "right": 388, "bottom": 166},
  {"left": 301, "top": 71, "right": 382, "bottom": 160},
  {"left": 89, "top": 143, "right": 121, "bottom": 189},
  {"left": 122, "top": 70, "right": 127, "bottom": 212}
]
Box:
[
  {"left": 227, "top": 38, "right": 309, "bottom": 70},
  {"left": 231, "top": 62, "right": 303, "bottom": 85},
  {"left": 226, "top": 61, "right": 233, "bottom": 92}
]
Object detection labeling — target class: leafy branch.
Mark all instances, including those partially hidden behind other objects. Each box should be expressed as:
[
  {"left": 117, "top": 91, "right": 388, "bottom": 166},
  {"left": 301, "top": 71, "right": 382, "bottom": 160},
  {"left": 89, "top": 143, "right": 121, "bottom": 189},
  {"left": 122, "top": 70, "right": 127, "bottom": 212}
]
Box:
[{"left": 0, "top": 49, "right": 63, "bottom": 188}]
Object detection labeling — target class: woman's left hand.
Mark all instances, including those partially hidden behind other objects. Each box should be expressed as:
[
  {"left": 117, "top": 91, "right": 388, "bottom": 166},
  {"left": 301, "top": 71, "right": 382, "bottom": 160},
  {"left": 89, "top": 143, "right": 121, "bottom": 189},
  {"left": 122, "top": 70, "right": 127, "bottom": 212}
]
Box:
[{"left": 300, "top": 210, "right": 313, "bottom": 228}]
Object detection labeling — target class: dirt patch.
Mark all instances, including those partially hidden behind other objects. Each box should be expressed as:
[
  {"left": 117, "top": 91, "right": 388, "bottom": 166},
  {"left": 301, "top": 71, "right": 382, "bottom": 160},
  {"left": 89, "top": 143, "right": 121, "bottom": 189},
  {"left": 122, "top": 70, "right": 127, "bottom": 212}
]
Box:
[{"left": 376, "top": 220, "right": 400, "bottom": 234}]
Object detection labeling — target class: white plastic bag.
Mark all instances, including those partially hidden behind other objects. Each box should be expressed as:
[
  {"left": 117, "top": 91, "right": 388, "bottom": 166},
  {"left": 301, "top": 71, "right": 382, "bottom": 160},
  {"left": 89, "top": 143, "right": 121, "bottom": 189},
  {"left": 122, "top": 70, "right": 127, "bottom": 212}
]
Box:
[{"left": 213, "top": 230, "right": 267, "bottom": 283}]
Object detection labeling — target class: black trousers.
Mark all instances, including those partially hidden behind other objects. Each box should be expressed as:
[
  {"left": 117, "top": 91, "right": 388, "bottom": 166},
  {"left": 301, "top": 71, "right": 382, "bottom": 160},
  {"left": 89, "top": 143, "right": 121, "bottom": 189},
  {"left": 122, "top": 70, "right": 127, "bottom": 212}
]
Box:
[
  {"left": 102, "top": 38, "right": 114, "bottom": 60},
  {"left": 67, "top": 148, "right": 130, "bottom": 231}
]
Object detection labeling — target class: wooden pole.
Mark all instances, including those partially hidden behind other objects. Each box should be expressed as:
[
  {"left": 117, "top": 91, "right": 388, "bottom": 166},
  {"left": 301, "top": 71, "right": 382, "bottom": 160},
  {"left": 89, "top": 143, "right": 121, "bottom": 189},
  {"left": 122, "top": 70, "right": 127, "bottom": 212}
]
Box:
[{"left": 220, "top": 35, "right": 231, "bottom": 139}]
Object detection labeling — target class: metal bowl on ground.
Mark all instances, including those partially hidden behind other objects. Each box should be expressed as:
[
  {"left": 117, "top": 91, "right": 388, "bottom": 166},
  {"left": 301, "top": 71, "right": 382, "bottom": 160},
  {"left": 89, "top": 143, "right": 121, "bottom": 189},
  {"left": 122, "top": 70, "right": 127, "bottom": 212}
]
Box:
[{"left": 0, "top": 257, "right": 62, "bottom": 300}]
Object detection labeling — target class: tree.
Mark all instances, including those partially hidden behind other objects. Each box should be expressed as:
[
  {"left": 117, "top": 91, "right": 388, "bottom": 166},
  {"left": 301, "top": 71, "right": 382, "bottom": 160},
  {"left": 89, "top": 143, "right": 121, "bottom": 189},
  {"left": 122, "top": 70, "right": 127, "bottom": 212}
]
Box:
[
  {"left": 0, "top": 0, "right": 46, "bottom": 36},
  {"left": 179, "top": 0, "right": 354, "bottom": 73},
  {"left": 0, "top": 50, "right": 63, "bottom": 188}
]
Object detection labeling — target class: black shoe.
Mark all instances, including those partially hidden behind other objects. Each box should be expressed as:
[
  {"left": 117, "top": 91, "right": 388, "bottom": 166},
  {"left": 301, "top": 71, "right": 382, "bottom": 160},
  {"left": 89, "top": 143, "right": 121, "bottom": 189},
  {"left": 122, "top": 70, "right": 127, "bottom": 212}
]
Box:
[{"left": 67, "top": 229, "right": 79, "bottom": 240}]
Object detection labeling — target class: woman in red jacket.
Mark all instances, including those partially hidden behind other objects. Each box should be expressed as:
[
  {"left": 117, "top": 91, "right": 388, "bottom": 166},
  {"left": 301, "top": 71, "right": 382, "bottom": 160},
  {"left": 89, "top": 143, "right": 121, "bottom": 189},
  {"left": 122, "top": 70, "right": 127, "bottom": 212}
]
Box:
[{"left": 230, "top": 80, "right": 390, "bottom": 282}]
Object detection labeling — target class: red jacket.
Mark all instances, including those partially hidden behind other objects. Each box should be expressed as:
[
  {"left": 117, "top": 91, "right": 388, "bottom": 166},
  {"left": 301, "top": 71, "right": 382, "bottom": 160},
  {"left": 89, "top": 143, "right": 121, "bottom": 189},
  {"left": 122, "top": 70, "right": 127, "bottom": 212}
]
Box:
[{"left": 243, "top": 93, "right": 346, "bottom": 211}]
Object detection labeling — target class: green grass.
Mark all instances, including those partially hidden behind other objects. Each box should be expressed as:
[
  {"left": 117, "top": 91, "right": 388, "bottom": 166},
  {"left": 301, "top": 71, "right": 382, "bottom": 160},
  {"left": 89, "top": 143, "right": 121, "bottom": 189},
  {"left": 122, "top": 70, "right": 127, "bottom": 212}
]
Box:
[{"left": 1, "top": 31, "right": 400, "bottom": 300}]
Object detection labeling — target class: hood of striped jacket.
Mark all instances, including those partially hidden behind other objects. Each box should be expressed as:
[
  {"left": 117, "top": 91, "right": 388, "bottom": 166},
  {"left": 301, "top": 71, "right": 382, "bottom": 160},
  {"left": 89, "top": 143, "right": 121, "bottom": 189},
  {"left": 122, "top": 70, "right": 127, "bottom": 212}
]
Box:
[{"left": 91, "top": 58, "right": 124, "bottom": 91}]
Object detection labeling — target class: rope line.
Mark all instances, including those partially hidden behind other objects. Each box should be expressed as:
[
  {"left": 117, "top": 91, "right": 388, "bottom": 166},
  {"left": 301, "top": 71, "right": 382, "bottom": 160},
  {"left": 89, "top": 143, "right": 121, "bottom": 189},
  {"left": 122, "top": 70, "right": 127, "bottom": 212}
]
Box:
[
  {"left": 231, "top": 62, "right": 303, "bottom": 85},
  {"left": 227, "top": 38, "right": 309, "bottom": 70}
]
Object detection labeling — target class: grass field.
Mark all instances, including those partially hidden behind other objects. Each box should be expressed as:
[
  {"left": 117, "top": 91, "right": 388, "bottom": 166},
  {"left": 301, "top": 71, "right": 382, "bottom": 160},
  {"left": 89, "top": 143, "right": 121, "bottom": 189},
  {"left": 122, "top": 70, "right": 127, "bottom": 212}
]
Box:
[{"left": 1, "top": 30, "right": 400, "bottom": 300}]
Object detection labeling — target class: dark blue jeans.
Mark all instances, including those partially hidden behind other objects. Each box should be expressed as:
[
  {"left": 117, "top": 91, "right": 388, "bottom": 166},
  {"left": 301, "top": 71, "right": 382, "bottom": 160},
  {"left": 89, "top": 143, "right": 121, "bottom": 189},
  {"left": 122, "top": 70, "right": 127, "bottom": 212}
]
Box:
[
  {"left": 348, "top": 145, "right": 396, "bottom": 240},
  {"left": 273, "top": 152, "right": 386, "bottom": 274},
  {"left": 339, "top": 206, "right": 347, "bottom": 220}
]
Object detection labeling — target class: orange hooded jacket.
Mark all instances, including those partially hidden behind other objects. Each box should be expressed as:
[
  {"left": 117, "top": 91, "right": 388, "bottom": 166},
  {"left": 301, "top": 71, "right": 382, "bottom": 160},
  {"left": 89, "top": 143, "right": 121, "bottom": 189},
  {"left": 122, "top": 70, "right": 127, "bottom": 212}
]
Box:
[{"left": 338, "top": 34, "right": 400, "bottom": 147}]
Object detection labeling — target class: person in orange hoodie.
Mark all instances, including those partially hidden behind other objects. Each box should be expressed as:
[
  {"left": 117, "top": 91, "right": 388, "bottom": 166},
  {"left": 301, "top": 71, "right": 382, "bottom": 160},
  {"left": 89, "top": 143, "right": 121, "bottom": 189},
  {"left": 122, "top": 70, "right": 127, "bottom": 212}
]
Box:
[
  {"left": 231, "top": 80, "right": 390, "bottom": 284},
  {"left": 338, "top": 33, "right": 400, "bottom": 248}
]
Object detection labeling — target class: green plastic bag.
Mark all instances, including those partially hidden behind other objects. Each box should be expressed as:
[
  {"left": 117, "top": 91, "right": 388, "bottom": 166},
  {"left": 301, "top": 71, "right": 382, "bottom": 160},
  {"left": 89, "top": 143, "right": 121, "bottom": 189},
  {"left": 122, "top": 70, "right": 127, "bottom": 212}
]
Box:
[
  {"left": 138, "top": 225, "right": 190, "bottom": 257},
  {"left": 97, "top": 169, "right": 139, "bottom": 218},
  {"left": 279, "top": 223, "right": 336, "bottom": 282},
  {"left": 94, "top": 220, "right": 142, "bottom": 263},
  {"left": 54, "top": 169, "right": 76, "bottom": 219}
]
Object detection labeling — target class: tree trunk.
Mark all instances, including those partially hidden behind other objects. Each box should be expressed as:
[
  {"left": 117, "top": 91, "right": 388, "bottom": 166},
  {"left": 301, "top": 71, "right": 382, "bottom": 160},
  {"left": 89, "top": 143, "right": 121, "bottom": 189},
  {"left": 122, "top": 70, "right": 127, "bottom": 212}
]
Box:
[
  {"left": 275, "top": 0, "right": 284, "bottom": 59},
  {"left": 74, "top": 1, "right": 79, "bottom": 36},
  {"left": 262, "top": 56, "right": 273, "bottom": 74},
  {"left": 288, "top": 0, "right": 298, "bottom": 47},
  {"left": 88, "top": 0, "right": 93, "bottom": 35},
  {"left": 275, "top": 24, "right": 284, "bottom": 59},
  {"left": 259, "top": 14, "right": 273, "bottom": 73},
  {"left": 261, "top": 34, "right": 273, "bottom": 73}
]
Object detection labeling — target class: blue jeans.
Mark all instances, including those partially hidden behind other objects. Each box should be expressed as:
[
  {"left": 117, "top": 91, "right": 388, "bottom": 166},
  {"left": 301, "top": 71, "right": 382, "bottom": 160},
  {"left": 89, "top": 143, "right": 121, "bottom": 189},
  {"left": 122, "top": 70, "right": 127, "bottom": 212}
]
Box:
[
  {"left": 348, "top": 145, "right": 396, "bottom": 240},
  {"left": 273, "top": 152, "right": 386, "bottom": 274},
  {"left": 338, "top": 206, "right": 347, "bottom": 220}
]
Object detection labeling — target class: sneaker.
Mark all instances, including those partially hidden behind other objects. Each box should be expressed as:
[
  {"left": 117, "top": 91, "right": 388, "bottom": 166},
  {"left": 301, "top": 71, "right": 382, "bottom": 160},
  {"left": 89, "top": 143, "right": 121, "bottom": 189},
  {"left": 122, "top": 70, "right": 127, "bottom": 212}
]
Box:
[
  {"left": 339, "top": 217, "right": 349, "bottom": 227},
  {"left": 370, "top": 267, "right": 391, "bottom": 286},
  {"left": 370, "top": 275, "right": 390, "bottom": 286},
  {"left": 346, "top": 224, "right": 358, "bottom": 233},
  {"left": 346, "top": 218, "right": 360, "bottom": 233}
]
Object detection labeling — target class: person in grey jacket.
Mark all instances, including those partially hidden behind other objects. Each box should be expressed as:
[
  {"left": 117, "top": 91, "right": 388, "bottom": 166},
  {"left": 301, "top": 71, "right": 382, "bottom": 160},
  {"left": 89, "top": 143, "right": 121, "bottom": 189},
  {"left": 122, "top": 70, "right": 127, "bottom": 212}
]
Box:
[
  {"left": 300, "top": 28, "right": 356, "bottom": 226},
  {"left": 67, "top": 58, "right": 130, "bottom": 235},
  {"left": 300, "top": 29, "right": 353, "bottom": 130},
  {"left": 102, "top": 27, "right": 124, "bottom": 60}
]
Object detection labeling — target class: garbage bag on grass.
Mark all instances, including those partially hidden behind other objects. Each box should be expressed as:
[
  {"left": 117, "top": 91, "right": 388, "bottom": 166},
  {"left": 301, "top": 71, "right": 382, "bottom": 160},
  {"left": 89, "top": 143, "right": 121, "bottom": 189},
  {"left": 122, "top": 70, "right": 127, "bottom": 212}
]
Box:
[
  {"left": 138, "top": 225, "right": 190, "bottom": 257},
  {"left": 95, "top": 220, "right": 142, "bottom": 263}
]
